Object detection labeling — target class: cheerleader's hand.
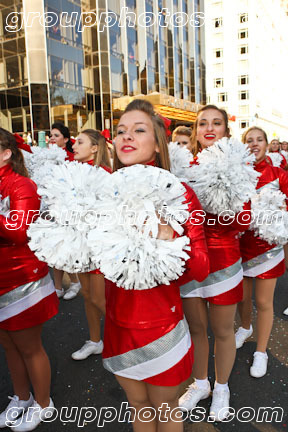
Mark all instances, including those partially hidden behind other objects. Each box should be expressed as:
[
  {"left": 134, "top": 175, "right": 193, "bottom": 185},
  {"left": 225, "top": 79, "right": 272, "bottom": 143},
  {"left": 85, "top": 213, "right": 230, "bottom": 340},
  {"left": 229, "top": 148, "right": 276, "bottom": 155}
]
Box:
[{"left": 157, "top": 218, "right": 175, "bottom": 240}]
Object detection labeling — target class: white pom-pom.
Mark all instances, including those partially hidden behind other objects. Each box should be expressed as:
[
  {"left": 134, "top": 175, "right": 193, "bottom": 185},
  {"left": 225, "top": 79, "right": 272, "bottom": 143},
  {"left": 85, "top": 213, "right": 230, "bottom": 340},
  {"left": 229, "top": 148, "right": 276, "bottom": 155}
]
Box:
[
  {"left": 0, "top": 195, "right": 10, "bottom": 217},
  {"left": 189, "top": 137, "right": 260, "bottom": 214},
  {"left": 87, "top": 165, "right": 191, "bottom": 290},
  {"left": 24, "top": 144, "right": 66, "bottom": 189},
  {"left": 280, "top": 150, "right": 288, "bottom": 163},
  {"left": 250, "top": 187, "right": 288, "bottom": 245},
  {"left": 168, "top": 142, "right": 194, "bottom": 182},
  {"left": 267, "top": 152, "right": 282, "bottom": 167},
  {"left": 28, "top": 162, "right": 110, "bottom": 272}
]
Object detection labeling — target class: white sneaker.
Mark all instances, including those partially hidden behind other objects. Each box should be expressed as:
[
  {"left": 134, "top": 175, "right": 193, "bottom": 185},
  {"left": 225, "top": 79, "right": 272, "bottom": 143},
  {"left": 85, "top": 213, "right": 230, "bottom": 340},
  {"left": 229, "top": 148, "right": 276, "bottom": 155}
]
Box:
[
  {"left": 56, "top": 288, "right": 64, "bottom": 298},
  {"left": 209, "top": 388, "right": 230, "bottom": 422},
  {"left": 283, "top": 307, "right": 288, "bottom": 316},
  {"left": 10, "top": 398, "right": 54, "bottom": 432},
  {"left": 250, "top": 351, "right": 268, "bottom": 378},
  {"left": 63, "top": 282, "right": 81, "bottom": 300},
  {"left": 179, "top": 381, "right": 211, "bottom": 411},
  {"left": 71, "top": 340, "right": 103, "bottom": 360},
  {"left": 235, "top": 325, "right": 253, "bottom": 349},
  {"left": 0, "top": 394, "right": 33, "bottom": 428}
]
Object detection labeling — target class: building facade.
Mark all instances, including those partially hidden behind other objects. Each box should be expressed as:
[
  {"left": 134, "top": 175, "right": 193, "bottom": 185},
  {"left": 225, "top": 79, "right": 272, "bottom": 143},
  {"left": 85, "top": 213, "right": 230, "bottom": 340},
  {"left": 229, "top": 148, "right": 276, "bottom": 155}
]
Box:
[
  {"left": 0, "top": 0, "right": 206, "bottom": 139},
  {"left": 205, "top": 0, "right": 288, "bottom": 141}
]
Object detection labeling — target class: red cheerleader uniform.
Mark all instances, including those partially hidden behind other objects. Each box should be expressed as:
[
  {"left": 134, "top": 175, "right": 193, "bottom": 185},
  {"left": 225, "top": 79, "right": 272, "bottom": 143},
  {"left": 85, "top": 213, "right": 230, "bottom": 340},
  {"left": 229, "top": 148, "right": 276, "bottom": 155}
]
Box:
[
  {"left": 268, "top": 151, "right": 287, "bottom": 169},
  {"left": 64, "top": 147, "right": 74, "bottom": 162},
  {"left": 0, "top": 164, "right": 58, "bottom": 331},
  {"left": 102, "top": 183, "right": 209, "bottom": 385},
  {"left": 240, "top": 158, "right": 288, "bottom": 279},
  {"left": 180, "top": 158, "right": 251, "bottom": 305}
]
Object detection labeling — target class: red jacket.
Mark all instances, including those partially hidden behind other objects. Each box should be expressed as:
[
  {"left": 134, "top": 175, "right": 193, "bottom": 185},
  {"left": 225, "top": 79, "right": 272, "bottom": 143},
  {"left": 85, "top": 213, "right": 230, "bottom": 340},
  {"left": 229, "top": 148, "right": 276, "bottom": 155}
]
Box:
[
  {"left": 105, "top": 183, "right": 210, "bottom": 329},
  {"left": 0, "top": 164, "right": 48, "bottom": 293},
  {"left": 240, "top": 158, "right": 288, "bottom": 263}
]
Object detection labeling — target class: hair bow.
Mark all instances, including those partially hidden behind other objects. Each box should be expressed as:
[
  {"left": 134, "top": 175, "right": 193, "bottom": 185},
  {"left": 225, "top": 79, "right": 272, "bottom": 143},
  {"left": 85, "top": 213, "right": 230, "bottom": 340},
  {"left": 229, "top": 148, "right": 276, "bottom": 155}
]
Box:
[
  {"left": 14, "top": 133, "right": 32, "bottom": 153},
  {"left": 158, "top": 115, "right": 172, "bottom": 137}
]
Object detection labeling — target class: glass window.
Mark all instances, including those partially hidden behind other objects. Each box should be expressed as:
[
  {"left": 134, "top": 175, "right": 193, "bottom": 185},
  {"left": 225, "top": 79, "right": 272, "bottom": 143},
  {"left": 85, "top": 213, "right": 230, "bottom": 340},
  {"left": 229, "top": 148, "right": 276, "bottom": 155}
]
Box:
[
  {"left": 239, "top": 91, "right": 249, "bottom": 100},
  {"left": 215, "top": 49, "right": 223, "bottom": 58},
  {"left": 214, "top": 17, "right": 223, "bottom": 28},
  {"left": 239, "top": 45, "right": 248, "bottom": 55},
  {"left": 239, "top": 13, "right": 248, "bottom": 23},
  {"left": 127, "top": 27, "right": 137, "bottom": 61},
  {"left": 239, "top": 120, "right": 249, "bottom": 129},
  {"left": 31, "top": 84, "right": 49, "bottom": 104},
  {"left": 218, "top": 92, "right": 227, "bottom": 102},
  {"left": 214, "top": 78, "right": 224, "bottom": 88},
  {"left": 238, "top": 75, "right": 249, "bottom": 85},
  {"left": 238, "top": 29, "right": 248, "bottom": 39},
  {"left": 6, "top": 56, "right": 20, "bottom": 87}
]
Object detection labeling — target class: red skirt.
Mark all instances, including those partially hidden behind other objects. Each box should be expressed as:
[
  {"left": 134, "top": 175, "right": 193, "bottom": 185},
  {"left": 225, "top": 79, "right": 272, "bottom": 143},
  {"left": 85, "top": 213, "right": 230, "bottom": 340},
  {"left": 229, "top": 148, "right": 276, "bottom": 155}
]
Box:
[
  {"left": 102, "top": 316, "right": 193, "bottom": 386},
  {"left": 0, "top": 274, "right": 59, "bottom": 331}
]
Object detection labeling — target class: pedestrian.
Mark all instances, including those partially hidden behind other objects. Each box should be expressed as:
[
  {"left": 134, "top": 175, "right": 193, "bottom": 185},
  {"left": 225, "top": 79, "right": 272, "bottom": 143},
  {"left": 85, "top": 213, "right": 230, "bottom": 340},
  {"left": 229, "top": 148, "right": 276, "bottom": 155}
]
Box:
[
  {"left": 70, "top": 129, "right": 112, "bottom": 360},
  {"left": 235, "top": 126, "right": 288, "bottom": 376},
  {"left": 101, "top": 99, "right": 209, "bottom": 432},
  {"left": 0, "top": 128, "right": 58, "bottom": 431},
  {"left": 179, "top": 105, "right": 251, "bottom": 421}
]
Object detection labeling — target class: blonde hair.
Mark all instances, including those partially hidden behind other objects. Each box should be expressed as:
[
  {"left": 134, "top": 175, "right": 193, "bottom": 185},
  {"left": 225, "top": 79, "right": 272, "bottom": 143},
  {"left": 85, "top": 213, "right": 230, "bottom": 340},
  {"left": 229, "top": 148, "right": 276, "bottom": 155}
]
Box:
[
  {"left": 113, "top": 99, "right": 170, "bottom": 171},
  {"left": 190, "top": 105, "right": 230, "bottom": 157},
  {"left": 268, "top": 139, "right": 280, "bottom": 152},
  {"left": 172, "top": 126, "right": 192, "bottom": 142},
  {"left": 242, "top": 127, "right": 268, "bottom": 146},
  {"left": 80, "top": 129, "right": 111, "bottom": 169}
]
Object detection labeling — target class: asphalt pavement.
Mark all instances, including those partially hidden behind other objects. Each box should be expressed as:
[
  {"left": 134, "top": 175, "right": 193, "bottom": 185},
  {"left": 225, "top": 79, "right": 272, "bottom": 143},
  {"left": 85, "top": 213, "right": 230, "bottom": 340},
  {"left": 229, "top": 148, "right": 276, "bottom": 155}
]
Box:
[{"left": 1, "top": 272, "right": 287, "bottom": 432}]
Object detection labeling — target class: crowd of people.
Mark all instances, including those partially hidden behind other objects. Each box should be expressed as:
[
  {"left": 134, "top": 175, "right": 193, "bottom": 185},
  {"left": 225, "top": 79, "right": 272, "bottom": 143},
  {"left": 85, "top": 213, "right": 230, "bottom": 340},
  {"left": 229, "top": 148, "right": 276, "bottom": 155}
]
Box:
[{"left": 0, "top": 101, "right": 287, "bottom": 431}]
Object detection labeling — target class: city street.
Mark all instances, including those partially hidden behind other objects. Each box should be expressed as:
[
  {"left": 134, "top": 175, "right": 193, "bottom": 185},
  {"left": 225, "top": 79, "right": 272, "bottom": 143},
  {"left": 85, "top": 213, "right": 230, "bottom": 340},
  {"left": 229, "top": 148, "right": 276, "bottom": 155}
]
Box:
[{"left": 1, "top": 272, "right": 287, "bottom": 432}]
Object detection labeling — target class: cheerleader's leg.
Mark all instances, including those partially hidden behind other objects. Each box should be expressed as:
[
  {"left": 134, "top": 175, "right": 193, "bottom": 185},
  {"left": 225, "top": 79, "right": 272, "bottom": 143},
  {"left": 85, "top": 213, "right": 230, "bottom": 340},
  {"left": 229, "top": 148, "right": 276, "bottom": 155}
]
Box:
[
  {"left": 89, "top": 273, "right": 106, "bottom": 315},
  {"left": 254, "top": 278, "right": 277, "bottom": 352},
  {"left": 115, "top": 375, "right": 157, "bottom": 432},
  {"left": 209, "top": 303, "right": 237, "bottom": 384},
  {"left": 78, "top": 273, "right": 102, "bottom": 342},
  {"left": 182, "top": 297, "right": 209, "bottom": 379},
  {"left": 0, "top": 329, "right": 30, "bottom": 400},
  {"left": 8, "top": 324, "right": 51, "bottom": 408},
  {"left": 237, "top": 277, "right": 253, "bottom": 329},
  {"left": 146, "top": 383, "right": 183, "bottom": 432}
]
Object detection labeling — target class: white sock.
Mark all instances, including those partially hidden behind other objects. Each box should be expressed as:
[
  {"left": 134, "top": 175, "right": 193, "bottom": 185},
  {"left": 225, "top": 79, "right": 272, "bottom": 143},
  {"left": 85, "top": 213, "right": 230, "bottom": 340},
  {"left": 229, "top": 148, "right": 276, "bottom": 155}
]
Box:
[
  {"left": 90, "top": 340, "right": 102, "bottom": 345},
  {"left": 241, "top": 325, "right": 252, "bottom": 332},
  {"left": 214, "top": 381, "right": 229, "bottom": 391},
  {"left": 195, "top": 378, "right": 209, "bottom": 389}
]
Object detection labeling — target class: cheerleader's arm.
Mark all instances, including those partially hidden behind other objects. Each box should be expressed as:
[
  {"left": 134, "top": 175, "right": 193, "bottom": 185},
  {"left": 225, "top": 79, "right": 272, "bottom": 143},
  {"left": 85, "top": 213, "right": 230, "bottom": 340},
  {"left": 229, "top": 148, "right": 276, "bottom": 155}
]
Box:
[
  {"left": 176, "top": 183, "right": 210, "bottom": 285},
  {"left": 0, "top": 178, "right": 41, "bottom": 245}
]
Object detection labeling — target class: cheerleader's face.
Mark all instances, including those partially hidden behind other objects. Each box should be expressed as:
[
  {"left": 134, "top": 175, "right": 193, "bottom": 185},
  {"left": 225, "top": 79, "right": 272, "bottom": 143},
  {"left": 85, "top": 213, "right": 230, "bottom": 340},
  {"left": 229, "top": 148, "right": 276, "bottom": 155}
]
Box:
[
  {"left": 73, "top": 133, "right": 97, "bottom": 163},
  {"left": 270, "top": 140, "right": 280, "bottom": 152},
  {"left": 174, "top": 134, "right": 190, "bottom": 147},
  {"left": 115, "top": 110, "right": 159, "bottom": 166},
  {"left": 196, "top": 109, "right": 227, "bottom": 149},
  {"left": 245, "top": 129, "right": 267, "bottom": 163},
  {"left": 0, "top": 147, "right": 12, "bottom": 168},
  {"left": 282, "top": 141, "right": 288, "bottom": 151},
  {"left": 49, "top": 129, "right": 68, "bottom": 148}
]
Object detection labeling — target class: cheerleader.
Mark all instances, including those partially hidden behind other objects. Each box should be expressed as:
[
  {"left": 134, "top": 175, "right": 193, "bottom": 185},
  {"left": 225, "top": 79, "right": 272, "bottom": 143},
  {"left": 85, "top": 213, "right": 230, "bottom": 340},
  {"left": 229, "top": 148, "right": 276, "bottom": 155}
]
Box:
[
  {"left": 179, "top": 105, "right": 251, "bottom": 421},
  {"left": 102, "top": 99, "right": 209, "bottom": 432},
  {"left": 171, "top": 126, "right": 192, "bottom": 148},
  {"left": 235, "top": 127, "right": 288, "bottom": 376},
  {"left": 49, "top": 123, "right": 81, "bottom": 299},
  {"left": 0, "top": 129, "right": 58, "bottom": 431},
  {"left": 70, "top": 129, "right": 112, "bottom": 360},
  {"left": 268, "top": 138, "right": 287, "bottom": 169}
]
